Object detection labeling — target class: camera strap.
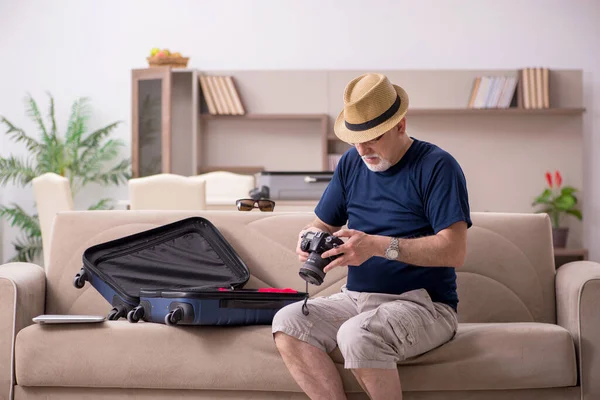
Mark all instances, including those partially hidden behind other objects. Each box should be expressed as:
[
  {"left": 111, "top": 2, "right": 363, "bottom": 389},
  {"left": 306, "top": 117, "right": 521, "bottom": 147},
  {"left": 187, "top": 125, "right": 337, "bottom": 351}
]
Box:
[{"left": 302, "top": 281, "right": 310, "bottom": 315}]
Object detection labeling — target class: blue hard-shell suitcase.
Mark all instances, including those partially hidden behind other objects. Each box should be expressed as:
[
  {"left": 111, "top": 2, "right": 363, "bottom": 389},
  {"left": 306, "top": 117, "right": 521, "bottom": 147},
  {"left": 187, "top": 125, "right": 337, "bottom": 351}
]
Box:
[
  {"left": 134, "top": 287, "right": 305, "bottom": 326},
  {"left": 73, "top": 216, "right": 307, "bottom": 324}
]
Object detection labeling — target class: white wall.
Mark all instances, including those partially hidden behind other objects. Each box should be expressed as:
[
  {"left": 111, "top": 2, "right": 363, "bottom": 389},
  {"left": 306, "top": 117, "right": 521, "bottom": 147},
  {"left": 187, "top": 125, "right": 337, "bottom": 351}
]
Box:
[{"left": 0, "top": 0, "right": 598, "bottom": 261}]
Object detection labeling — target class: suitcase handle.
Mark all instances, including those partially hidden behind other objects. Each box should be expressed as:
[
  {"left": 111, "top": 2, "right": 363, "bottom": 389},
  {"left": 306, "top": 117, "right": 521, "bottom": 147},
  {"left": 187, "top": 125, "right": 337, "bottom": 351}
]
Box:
[
  {"left": 304, "top": 176, "right": 332, "bottom": 183},
  {"left": 220, "top": 299, "right": 289, "bottom": 310}
]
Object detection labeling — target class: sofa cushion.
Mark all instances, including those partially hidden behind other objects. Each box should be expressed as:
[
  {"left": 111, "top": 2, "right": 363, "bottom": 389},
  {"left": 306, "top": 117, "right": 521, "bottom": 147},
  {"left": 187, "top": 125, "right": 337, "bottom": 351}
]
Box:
[
  {"left": 334, "top": 322, "right": 577, "bottom": 391},
  {"left": 16, "top": 321, "right": 576, "bottom": 392}
]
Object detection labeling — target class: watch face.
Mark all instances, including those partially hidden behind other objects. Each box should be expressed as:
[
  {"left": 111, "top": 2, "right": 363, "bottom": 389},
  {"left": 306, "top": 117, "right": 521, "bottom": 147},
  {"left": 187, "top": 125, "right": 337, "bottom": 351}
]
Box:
[{"left": 386, "top": 249, "right": 399, "bottom": 260}]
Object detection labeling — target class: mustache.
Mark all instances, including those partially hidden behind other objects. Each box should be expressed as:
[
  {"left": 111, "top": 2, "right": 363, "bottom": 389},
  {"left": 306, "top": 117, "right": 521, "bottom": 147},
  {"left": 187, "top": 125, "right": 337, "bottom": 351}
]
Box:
[{"left": 361, "top": 154, "right": 380, "bottom": 159}]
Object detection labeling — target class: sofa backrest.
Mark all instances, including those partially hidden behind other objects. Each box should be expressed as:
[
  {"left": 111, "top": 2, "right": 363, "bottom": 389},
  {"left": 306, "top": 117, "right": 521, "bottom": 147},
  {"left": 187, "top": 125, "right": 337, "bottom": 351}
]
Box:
[{"left": 45, "top": 210, "right": 556, "bottom": 324}]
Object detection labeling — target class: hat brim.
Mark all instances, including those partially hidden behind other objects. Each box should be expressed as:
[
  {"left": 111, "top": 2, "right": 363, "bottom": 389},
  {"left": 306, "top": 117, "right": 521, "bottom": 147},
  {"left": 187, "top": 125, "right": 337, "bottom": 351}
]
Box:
[{"left": 333, "top": 84, "right": 409, "bottom": 144}]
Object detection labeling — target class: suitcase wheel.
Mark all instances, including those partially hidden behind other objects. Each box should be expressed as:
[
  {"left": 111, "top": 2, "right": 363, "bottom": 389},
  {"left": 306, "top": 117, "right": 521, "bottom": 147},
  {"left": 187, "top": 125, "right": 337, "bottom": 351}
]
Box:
[
  {"left": 107, "top": 305, "right": 127, "bottom": 321},
  {"left": 72, "top": 269, "right": 87, "bottom": 289},
  {"left": 165, "top": 307, "right": 183, "bottom": 326},
  {"left": 127, "top": 306, "right": 144, "bottom": 323}
]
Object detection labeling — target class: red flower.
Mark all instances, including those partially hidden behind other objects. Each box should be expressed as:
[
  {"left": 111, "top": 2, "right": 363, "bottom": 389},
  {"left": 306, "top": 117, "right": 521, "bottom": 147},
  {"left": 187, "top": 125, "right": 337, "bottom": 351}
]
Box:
[
  {"left": 545, "top": 171, "right": 553, "bottom": 188},
  {"left": 555, "top": 171, "right": 562, "bottom": 188}
]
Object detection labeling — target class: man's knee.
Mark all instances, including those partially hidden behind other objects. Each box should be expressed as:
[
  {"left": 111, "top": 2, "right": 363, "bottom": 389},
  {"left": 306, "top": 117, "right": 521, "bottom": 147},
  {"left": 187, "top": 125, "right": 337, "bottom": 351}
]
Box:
[
  {"left": 336, "top": 315, "right": 368, "bottom": 350},
  {"left": 272, "top": 301, "right": 308, "bottom": 331},
  {"left": 273, "top": 296, "right": 349, "bottom": 354},
  {"left": 337, "top": 313, "right": 400, "bottom": 369}
]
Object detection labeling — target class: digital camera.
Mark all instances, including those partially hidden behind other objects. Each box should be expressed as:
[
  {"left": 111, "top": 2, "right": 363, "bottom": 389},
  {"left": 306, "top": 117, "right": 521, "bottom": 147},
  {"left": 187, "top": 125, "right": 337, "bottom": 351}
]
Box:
[{"left": 299, "top": 231, "right": 344, "bottom": 286}]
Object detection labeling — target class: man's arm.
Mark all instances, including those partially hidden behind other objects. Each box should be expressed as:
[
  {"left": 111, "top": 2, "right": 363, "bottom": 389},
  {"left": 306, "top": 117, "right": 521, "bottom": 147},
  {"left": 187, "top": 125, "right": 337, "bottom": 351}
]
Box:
[
  {"left": 302, "top": 217, "right": 341, "bottom": 235},
  {"left": 321, "top": 221, "right": 468, "bottom": 271},
  {"left": 373, "top": 221, "right": 468, "bottom": 268}
]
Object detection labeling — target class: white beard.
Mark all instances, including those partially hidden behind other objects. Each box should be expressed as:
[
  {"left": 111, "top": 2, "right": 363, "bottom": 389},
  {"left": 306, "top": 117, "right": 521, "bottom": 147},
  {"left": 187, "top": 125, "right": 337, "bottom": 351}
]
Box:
[{"left": 361, "top": 154, "right": 393, "bottom": 172}]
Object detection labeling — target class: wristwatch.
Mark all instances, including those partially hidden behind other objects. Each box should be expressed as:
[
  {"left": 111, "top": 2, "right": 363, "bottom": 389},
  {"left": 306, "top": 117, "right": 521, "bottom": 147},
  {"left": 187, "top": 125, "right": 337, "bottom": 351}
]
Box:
[{"left": 385, "top": 237, "right": 400, "bottom": 260}]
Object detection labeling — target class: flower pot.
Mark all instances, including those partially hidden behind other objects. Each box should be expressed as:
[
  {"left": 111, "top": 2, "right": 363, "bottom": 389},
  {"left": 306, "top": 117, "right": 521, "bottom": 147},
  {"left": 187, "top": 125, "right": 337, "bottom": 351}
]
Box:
[{"left": 552, "top": 227, "right": 569, "bottom": 248}]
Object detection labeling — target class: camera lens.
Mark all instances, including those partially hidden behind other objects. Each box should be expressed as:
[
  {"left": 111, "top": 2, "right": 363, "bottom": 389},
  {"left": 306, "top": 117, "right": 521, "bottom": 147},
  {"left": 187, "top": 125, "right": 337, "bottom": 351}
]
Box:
[
  {"left": 299, "top": 266, "right": 325, "bottom": 286},
  {"left": 298, "top": 253, "right": 328, "bottom": 286}
]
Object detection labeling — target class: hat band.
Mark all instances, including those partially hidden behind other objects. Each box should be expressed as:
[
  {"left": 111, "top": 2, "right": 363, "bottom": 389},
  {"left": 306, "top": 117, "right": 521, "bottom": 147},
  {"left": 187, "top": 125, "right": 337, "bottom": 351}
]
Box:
[{"left": 344, "top": 95, "right": 401, "bottom": 132}]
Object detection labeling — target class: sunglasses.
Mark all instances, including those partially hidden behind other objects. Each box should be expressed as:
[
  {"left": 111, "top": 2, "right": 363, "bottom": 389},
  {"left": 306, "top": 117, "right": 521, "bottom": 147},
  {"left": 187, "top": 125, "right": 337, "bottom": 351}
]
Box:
[{"left": 236, "top": 198, "right": 276, "bottom": 212}]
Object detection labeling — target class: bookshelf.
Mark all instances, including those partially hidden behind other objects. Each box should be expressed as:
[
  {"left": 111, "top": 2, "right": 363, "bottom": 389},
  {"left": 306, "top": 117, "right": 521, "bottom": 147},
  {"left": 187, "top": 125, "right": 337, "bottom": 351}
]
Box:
[
  {"left": 200, "top": 113, "right": 328, "bottom": 120},
  {"left": 131, "top": 68, "right": 585, "bottom": 176},
  {"left": 406, "top": 108, "right": 586, "bottom": 116}
]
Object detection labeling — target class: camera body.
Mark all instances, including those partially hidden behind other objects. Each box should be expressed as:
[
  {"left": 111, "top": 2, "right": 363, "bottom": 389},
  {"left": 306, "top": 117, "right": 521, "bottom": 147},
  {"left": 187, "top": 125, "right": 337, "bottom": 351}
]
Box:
[
  {"left": 249, "top": 185, "right": 270, "bottom": 200},
  {"left": 299, "top": 231, "right": 344, "bottom": 285}
]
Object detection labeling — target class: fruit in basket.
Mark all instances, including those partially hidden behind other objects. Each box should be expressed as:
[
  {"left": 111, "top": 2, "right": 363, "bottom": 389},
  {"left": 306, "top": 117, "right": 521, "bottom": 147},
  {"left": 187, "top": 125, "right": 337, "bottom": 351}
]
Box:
[
  {"left": 148, "top": 48, "right": 186, "bottom": 59},
  {"left": 147, "top": 48, "right": 189, "bottom": 68}
]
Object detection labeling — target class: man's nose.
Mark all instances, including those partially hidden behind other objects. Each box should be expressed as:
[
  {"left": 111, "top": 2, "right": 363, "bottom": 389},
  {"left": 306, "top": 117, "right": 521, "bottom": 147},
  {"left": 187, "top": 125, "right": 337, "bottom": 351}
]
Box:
[{"left": 355, "top": 143, "right": 367, "bottom": 155}]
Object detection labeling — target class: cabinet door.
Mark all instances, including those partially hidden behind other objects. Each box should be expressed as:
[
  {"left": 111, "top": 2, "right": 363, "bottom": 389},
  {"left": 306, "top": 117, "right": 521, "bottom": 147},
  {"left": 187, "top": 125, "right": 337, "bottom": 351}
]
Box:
[{"left": 131, "top": 68, "right": 172, "bottom": 177}]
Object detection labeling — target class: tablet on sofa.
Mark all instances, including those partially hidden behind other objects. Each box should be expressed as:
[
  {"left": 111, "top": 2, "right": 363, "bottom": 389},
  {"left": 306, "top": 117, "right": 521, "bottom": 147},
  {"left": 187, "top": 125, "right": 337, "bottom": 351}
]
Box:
[{"left": 32, "top": 315, "right": 106, "bottom": 324}]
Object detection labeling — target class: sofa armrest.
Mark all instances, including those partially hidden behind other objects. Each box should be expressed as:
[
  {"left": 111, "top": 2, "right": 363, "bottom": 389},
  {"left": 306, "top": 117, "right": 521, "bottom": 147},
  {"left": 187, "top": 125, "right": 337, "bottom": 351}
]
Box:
[
  {"left": 0, "top": 263, "right": 45, "bottom": 400},
  {"left": 556, "top": 261, "right": 600, "bottom": 399}
]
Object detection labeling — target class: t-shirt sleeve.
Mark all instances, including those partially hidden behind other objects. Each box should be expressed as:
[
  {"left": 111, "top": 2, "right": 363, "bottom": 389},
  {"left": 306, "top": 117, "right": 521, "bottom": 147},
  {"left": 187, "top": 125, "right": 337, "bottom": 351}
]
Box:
[
  {"left": 314, "top": 157, "right": 348, "bottom": 228},
  {"left": 421, "top": 152, "right": 472, "bottom": 234}
]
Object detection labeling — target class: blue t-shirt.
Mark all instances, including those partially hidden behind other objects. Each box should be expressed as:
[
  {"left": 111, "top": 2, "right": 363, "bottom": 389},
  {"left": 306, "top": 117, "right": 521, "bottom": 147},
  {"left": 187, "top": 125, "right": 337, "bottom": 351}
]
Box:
[{"left": 314, "top": 138, "right": 472, "bottom": 311}]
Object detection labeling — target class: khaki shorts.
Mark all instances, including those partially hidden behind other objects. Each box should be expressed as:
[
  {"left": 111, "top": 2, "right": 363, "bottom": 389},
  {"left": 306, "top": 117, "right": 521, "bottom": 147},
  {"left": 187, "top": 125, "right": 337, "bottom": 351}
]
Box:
[{"left": 272, "top": 287, "right": 458, "bottom": 369}]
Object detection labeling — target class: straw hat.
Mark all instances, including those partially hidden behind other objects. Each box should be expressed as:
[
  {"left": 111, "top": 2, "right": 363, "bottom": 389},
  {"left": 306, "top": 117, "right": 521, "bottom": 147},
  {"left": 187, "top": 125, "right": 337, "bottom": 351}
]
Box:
[{"left": 334, "top": 73, "right": 409, "bottom": 144}]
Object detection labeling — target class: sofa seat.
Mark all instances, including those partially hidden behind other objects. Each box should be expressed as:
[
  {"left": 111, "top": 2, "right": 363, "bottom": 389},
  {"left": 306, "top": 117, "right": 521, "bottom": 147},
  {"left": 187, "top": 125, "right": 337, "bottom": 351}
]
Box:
[{"left": 15, "top": 321, "right": 576, "bottom": 392}]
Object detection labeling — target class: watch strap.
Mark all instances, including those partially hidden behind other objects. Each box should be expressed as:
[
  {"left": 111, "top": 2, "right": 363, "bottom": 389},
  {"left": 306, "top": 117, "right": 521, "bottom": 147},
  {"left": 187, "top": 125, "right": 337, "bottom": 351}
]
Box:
[{"left": 385, "top": 237, "right": 400, "bottom": 259}]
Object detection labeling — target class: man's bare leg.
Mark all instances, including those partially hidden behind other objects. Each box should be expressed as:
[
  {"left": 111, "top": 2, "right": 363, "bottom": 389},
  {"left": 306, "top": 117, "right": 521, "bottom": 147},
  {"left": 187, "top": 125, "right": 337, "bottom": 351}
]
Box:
[
  {"left": 351, "top": 374, "right": 369, "bottom": 397},
  {"left": 352, "top": 368, "right": 402, "bottom": 400},
  {"left": 274, "top": 332, "right": 347, "bottom": 400}
]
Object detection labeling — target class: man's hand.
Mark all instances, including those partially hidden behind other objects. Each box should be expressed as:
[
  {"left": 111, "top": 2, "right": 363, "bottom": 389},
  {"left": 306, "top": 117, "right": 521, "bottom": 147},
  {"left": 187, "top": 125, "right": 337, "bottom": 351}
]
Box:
[
  {"left": 320, "top": 229, "right": 375, "bottom": 272},
  {"left": 296, "top": 227, "right": 324, "bottom": 263}
]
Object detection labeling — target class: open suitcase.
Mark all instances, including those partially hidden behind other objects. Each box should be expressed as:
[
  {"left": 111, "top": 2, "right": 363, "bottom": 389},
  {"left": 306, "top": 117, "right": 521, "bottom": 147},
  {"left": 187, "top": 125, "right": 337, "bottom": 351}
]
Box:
[{"left": 73, "top": 216, "right": 307, "bottom": 325}]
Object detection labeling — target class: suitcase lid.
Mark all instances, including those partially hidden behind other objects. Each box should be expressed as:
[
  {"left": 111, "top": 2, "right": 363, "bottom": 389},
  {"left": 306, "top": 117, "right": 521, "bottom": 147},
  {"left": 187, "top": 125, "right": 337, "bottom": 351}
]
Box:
[{"left": 82, "top": 217, "right": 250, "bottom": 300}]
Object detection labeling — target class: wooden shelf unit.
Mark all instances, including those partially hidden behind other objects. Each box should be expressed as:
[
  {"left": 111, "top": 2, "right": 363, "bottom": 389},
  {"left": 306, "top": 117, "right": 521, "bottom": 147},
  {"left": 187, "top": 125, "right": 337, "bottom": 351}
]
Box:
[
  {"left": 554, "top": 248, "right": 588, "bottom": 258},
  {"left": 131, "top": 68, "right": 585, "bottom": 177},
  {"left": 406, "top": 107, "right": 586, "bottom": 116},
  {"left": 554, "top": 248, "right": 589, "bottom": 268},
  {"left": 200, "top": 113, "right": 329, "bottom": 120},
  {"left": 198, "top": 112, "right": 330, "bottom": 171}
]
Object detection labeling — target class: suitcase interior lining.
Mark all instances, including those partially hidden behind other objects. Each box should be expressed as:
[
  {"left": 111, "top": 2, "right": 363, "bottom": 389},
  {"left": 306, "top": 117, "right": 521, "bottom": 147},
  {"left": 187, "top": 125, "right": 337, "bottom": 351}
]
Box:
[{"left": 83, "top": 218, "right": 250, "bottom": 297}]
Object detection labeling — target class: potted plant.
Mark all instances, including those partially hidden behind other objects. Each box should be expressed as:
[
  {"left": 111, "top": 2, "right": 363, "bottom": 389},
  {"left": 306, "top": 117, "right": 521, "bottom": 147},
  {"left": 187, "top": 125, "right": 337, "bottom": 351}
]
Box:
[
  {"left": 531, "top": 170, "right": 582, "bottom": 248},
  {"left": 0, "top": 93, "right": 130, "bottom": 262}
]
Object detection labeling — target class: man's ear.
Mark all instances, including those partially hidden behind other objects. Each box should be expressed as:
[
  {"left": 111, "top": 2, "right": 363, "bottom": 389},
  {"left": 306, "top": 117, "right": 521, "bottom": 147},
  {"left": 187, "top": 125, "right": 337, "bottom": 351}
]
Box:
[{"left": 397, "top": 117, "right": 406, "bottom": 133}]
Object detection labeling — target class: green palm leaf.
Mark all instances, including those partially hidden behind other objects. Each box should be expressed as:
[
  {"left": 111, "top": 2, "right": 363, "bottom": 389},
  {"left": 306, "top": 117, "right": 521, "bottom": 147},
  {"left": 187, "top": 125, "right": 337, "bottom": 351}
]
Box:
[
  {"left": 10, "top": 235, "right": 43, "bottom": 263},
  {"left": 35, "top": 135, "right": 65, "bottom": 176},
  {"left": 47, "top": 92, "right": 57, "bottom": 136},
  {"left": 84, "top": 158, "right": 131, "bottom": 187},
  {"left": 65, "top": 97, "right": 90, "bottom": 147},
  {"left": 0, "top": 204, "right": 41, "bottom": 236},
  {"left": 81, "top": 139, "right": 122, "bottom": 170},
  {"left": 80, "top": 121, "right": 122, "bottom": 149},
  {"left": 0, "top": 117, "right": 40, "bottom": 152},
  {"left": 88, "top": 198, "right": 114, "bottom": 210},
  {"left": 0, "top": 155, "right": 38, "bottom": 186},
  {"left": 25, "top": 94, "right": 48, "bottom": 141}
]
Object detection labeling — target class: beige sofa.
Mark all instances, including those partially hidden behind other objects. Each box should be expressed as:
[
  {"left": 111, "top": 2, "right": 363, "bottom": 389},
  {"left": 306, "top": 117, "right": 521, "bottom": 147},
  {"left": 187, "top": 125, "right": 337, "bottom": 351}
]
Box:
[{"left": 1, "top": 210, "right": 599, "bottom": 400}]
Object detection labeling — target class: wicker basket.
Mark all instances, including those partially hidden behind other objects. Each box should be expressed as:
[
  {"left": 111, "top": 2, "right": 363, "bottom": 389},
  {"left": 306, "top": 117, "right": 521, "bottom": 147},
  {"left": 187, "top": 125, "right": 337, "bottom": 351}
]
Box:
[{"left": 147, "top": 56, "right": 189, "bottom": 68}]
